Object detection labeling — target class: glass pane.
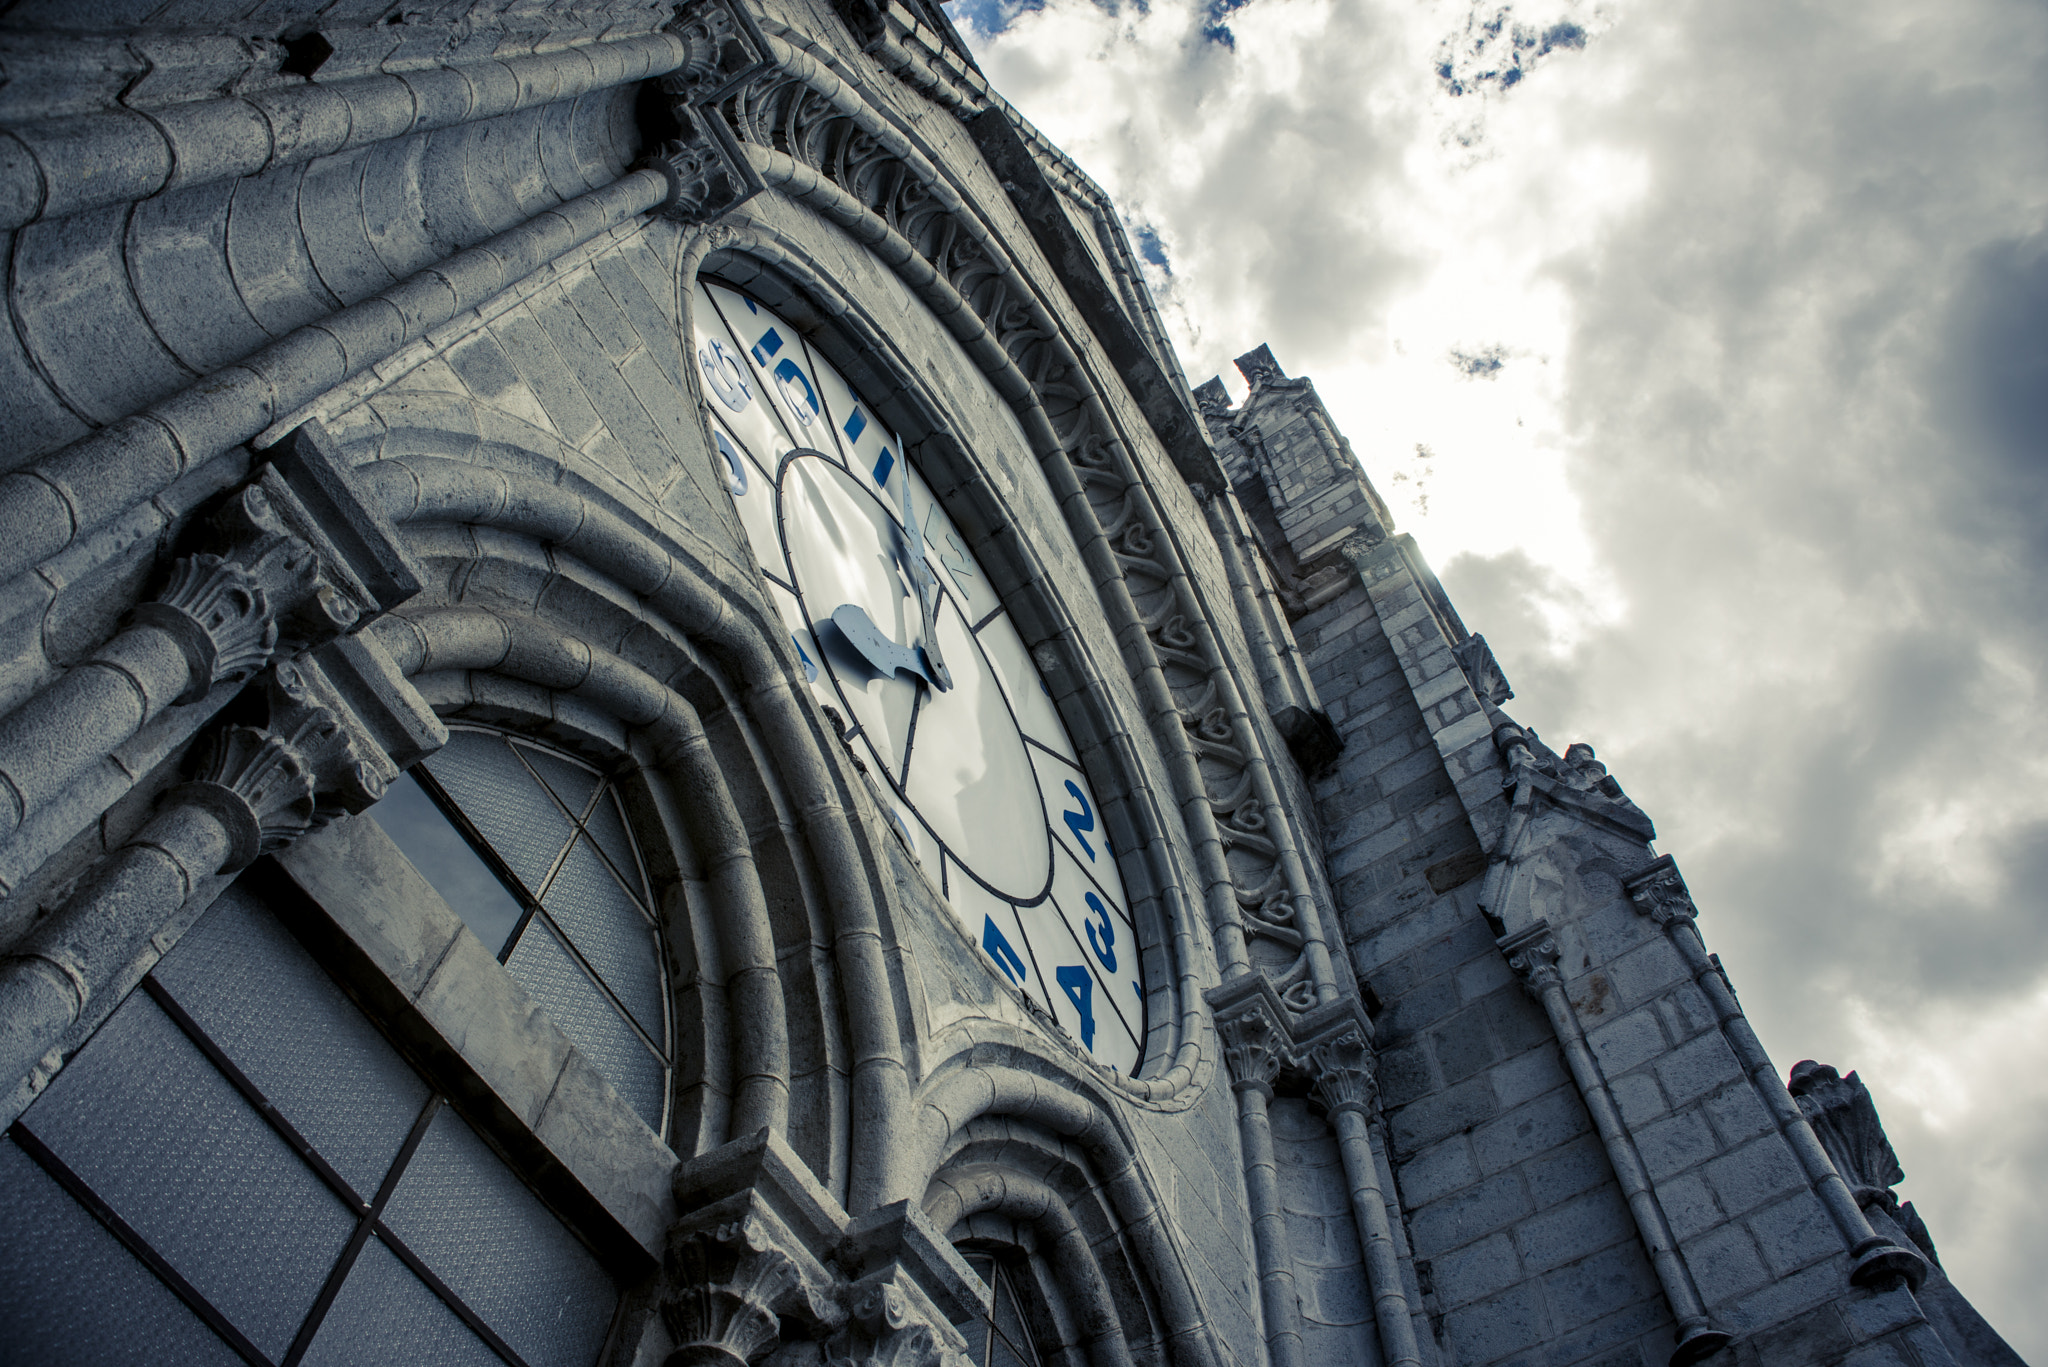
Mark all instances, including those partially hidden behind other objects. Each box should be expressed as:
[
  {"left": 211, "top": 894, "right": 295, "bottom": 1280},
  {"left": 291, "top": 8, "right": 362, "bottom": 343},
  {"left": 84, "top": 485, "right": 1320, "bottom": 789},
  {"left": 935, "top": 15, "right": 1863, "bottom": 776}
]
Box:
[
  {"left": 368, "top": 771, "right": 528, "bottom": 956},
  {"left": 422, "top": 732, "right": 575, "bottom": 895},
  {"left": 990, "top": 1266, "right": 1041, "bottom": 1367},
  {"left": 542, "top": 837, "right": 664, "bottom": 1041},
  {"left": 21, "top": 992, "right": 358, "bottom": 1361},
  {"left": 513, "top": 744, "right": 600, "bottom": 822},
  {"left": 302, "top": 1233, "right": 504, "bottom": 1367},
  {"left": 0, "top": 1134, "right": 243, "bottom": 1367},
  {"left": 152, "top": 885, "right": 430, "bottom": 1196},
  {"left": 381, "top": 1108, "right": 617, "bottom": 1367},
  {"left": 505, "top": 919, "right": 665, "bottom": 1127},
  {"left": 582, "top": 789, "right": 649, "bottom": 905}
]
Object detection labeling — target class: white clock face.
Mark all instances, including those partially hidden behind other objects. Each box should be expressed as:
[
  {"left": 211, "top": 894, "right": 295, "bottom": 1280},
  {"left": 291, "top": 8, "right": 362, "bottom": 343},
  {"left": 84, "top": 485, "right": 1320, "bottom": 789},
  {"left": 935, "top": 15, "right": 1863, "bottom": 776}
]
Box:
[{"left": 692, "top": 281, "right": 1145, "bottom": 1072}]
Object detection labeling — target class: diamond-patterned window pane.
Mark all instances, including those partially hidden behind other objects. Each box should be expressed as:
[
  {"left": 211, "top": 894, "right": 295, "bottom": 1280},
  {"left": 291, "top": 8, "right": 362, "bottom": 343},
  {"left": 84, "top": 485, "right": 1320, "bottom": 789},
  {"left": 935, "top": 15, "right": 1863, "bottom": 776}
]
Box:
[
  {"left": 302, "top": 1233, "right": 505, "bottom": 1367},
  {"left": 423, "top": 731, "right": 575, "bottom": 894},
  {"left": 20, "top": 992, "right": 358, "bottom": 1362},
  {"left": 583, "top": 789, "right": 649, "bottom": 904},
  {"left": 380, "top": 1107, "right": 617, "bottom": 1367},
  {"left": 0, "top": 1135, "right": 245, "bottom": 1367},
  {"left": 152, "top": 884, "right": 430, "bottom": 1196},
  {"left": 505, "top": 919, "right": 665, "bottom": 1126},
  {"left": 514, "top": 744, "right": 602, "bottom": 821},
  {"left": 543, "top": 837, "right": 664, "bottom": 1040},
  {"left": 369, "top": 772, "right": 529, "bottom": 956}
]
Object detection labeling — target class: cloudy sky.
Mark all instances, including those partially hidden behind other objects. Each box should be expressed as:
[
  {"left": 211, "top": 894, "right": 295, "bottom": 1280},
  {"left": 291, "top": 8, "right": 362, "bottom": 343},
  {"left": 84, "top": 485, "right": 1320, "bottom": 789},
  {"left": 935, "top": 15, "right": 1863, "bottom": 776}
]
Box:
[{"left": 957, "top": 0, "right": 2048, "bottom": 1350}]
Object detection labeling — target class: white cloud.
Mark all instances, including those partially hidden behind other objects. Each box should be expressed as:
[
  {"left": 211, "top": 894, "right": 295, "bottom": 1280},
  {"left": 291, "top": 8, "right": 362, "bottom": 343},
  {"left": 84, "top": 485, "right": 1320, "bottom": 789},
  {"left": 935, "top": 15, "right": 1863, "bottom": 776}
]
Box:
[{"left": 969, "top": 0, "right": 2048, "bottom": 1352}]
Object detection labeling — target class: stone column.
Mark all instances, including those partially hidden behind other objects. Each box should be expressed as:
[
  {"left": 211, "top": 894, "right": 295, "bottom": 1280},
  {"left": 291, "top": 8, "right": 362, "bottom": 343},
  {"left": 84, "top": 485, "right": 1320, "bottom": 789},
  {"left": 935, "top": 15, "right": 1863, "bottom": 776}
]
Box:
[
  {"left": 0, "top": 663, "right": 374, "bottom": 1089},
  {"left": 1298, "top": 1010, "right": 1424, "bottom": 1367},
  {"left": 1624, "top": 857, "right": 1927, "bottom": 1291},
  {"left": 1498, "top": 922, "right": 1731, "bottom": 1365},
  {"left": 1208, "top": 975, "right": 1305, "bottom": 1367}
]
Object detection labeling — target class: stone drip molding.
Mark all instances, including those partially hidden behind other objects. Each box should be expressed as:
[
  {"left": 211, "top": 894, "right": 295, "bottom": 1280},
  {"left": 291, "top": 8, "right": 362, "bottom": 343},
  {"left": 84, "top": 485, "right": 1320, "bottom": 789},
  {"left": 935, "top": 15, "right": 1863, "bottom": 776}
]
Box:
[{"left": 660, "top": 0, "right": 1346, "bottom": 1026}]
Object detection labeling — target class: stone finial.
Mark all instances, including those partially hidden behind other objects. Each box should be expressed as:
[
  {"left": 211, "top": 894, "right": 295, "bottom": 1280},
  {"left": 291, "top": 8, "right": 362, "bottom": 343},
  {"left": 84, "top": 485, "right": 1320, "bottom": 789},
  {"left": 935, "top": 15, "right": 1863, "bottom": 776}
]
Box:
[
  {"left": 1498, "top": 922, "right": 1563, "bottom": 997},
  {"left": 1452, "top": 634, "right": 1514, "bottom": 705},
  {"left": 1788, "top": 1062, "right": 1906, "bottom": 1205},
  {"left": 1624, "top": 856, "right": 1696, "bottom": 929},
  {"left": 1233, "top": 343, "right": 1285, "bottom": 390},
  {"left": 1193, "top": 377, "right": 1234, "bottom": 421}
]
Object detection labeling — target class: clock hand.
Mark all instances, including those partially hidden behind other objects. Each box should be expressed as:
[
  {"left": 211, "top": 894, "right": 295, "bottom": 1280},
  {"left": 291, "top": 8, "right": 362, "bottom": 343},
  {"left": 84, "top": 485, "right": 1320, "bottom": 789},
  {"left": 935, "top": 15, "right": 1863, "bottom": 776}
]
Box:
[
  {"left": 828, "top": 603, "right": 934, "bottom": 686},
  {"left": 895, "top": 468, "right": 953, "bottom": 691}
]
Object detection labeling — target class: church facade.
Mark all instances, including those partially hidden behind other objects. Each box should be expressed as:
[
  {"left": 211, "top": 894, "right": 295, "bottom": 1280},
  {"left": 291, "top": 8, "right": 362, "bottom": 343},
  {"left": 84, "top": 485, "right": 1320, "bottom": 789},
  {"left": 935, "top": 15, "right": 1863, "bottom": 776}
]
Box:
[{"left": 0, "top": 2, "right": 2021, "bottom": 1365}]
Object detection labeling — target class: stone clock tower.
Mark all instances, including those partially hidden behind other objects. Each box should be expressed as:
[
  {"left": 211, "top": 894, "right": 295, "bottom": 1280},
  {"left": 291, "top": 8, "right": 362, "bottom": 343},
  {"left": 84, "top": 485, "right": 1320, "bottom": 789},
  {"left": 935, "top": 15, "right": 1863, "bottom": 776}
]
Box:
[{"left": 0, "top": 2, "right": 2022, "bottom": 1365}]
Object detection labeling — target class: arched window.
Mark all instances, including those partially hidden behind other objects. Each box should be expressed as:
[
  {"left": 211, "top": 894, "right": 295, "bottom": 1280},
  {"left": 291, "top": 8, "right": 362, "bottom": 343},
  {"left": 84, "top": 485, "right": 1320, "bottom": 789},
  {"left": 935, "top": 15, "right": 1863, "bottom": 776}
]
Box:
[
  {"left": 366, "top": 729, "right": 671, "bottom": 1136},
  {"left": 959, "top": 1254, "right": 1046, "bottom": 1367},
  {"left": 0, "top": 883, "right": 620, "bottom": 1367}
]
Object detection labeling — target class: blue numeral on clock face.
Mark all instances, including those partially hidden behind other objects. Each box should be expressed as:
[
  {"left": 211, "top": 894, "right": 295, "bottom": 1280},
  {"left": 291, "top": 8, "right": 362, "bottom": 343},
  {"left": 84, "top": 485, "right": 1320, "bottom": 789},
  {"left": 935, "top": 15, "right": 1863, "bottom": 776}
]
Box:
[
  {"left": 1083, "top": 892, "right": 1117, "bottom": 972},
  {"left": 1062, "top": 781, "right": 1097, "bottom": 860},
  {"left": 984, "top": 916, "right": 1028, "bottom": 986},
  {"left": 1056, "top": 965, "right": 1097, "bottom": 1049},
  {"left": 773, "top": 358, "right": 818, "bottom": 425}
]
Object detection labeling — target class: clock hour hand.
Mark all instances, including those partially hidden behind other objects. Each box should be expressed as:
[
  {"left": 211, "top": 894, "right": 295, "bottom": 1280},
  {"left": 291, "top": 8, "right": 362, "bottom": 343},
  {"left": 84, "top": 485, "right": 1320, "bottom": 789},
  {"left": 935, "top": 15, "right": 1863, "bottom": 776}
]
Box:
[
  {"left": 896, "top": 469, "right": 953, "bottom": 691},
  {"left": 829, "top": 603, "right": 940, "bottom": 689}
]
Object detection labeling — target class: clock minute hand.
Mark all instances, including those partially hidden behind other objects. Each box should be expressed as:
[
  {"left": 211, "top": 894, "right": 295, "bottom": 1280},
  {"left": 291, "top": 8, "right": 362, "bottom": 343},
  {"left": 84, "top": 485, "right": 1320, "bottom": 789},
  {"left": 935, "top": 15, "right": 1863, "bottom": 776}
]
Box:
[{"left": 896, "top": 470, "right": 953, "bottom": 691}]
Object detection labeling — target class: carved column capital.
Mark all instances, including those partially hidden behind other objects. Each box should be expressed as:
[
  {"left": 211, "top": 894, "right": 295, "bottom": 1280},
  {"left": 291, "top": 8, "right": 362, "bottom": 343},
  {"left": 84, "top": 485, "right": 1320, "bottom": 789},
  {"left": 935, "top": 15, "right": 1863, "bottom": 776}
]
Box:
[
  {"left": 1624, "top": 855, "right": 1697, "bottom": 930},
  {"left": 130, "top": 552, "right": 281, "bottom": 705},
  {"left": 1207, "top": 976, "right": 1294, "bottom": 1098},
  {"left": 1305, "top": 1026, "right": 1378, "bottom": 1120},
  {"left": 666, "top": 1211, "right": 808, "bottom": 1366},
  {"left": 1498, "top": 922, "right": 1563, "bottom": 998},
  {"left": 823, "top": 1268, "right": 973, "bottom": 1367},
  {"left": 661, "top": 0, "right": 773, "bottom": 103}
]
